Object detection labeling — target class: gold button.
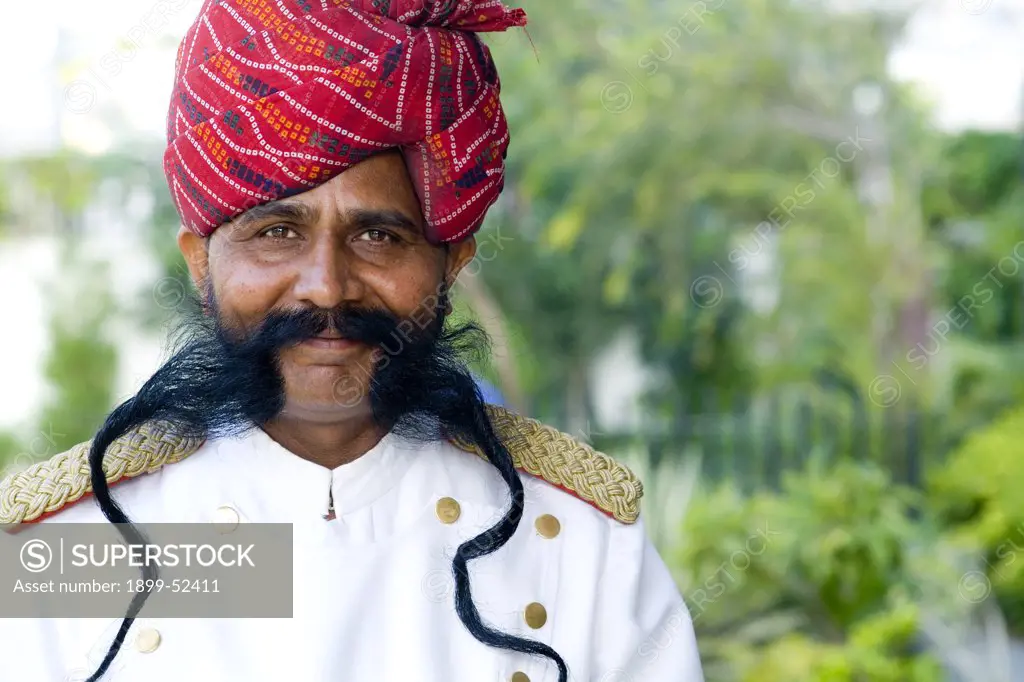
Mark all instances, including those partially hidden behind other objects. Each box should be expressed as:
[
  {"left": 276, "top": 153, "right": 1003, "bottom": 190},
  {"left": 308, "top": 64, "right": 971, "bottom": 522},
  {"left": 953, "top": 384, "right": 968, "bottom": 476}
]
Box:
[
  {"left": 212, "top": 505, "right": 240, "bottom": 533},
  {"left": 135, "top": 628, "right": 161, "bottom": 653},
  {"left": 511, "top": 673, "right": 530, "bottom": 682},
  {"left": 534, "top": 514, "right": 561, "bottom": 539},
  {"left": 524, "top": 602, "right": 547, "bottom": 629},
  {"left": 436, "top": 497, "right": 461, "bottom": 524}
]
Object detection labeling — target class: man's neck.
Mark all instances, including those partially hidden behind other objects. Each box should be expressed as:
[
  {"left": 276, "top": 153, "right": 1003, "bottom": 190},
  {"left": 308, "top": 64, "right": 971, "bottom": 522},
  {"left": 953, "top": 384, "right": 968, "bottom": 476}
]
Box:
[{"left": 261, "top": 412, "right": 389, "bottom": 470}]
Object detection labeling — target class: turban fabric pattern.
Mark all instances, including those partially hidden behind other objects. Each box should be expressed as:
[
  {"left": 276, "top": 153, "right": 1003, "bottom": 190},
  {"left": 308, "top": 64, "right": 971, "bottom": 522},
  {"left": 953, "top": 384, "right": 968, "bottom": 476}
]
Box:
[{"left": 164, "top": 0, "right": 526, "bottom": 243}]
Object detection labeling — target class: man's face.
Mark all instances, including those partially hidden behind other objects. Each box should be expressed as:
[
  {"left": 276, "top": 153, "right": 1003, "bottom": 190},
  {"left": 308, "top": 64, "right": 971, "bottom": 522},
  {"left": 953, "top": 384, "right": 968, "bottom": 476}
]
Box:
[{"left": 178, "top": 150, "right": 477, "bottom": 423}]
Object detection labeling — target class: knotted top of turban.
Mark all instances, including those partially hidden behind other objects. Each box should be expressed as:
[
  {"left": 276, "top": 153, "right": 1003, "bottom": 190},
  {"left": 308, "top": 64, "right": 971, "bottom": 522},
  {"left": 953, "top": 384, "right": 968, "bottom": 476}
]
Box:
[{"left": 163, "top": 0, "right": 526, "bottom": 243}]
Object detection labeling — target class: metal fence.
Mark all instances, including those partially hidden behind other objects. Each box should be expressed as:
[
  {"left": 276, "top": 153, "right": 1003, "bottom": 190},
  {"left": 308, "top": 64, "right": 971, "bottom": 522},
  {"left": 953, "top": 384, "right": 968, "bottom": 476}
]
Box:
[{"left": 593, "top": 376, "right": 985, "bottom": 493}]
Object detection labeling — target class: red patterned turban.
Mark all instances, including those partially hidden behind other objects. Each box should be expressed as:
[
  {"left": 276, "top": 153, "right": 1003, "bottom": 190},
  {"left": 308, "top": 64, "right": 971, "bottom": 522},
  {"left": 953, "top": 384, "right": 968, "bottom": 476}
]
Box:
[{"left": 164, "top": 0, "right": 526, "bottom": 243}]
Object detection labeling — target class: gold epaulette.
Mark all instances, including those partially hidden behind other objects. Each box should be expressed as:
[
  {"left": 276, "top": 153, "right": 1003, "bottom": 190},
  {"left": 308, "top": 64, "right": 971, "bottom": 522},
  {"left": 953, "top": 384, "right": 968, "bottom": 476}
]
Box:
[
  {"left": 0, "top": 421, "right": 204, "bottom": 528},
  {"left": 450, "top": 406, "right": 643, "bottom": 524},
  {"left": 0, "top": 406, "right": 642, "bottom": 528}
]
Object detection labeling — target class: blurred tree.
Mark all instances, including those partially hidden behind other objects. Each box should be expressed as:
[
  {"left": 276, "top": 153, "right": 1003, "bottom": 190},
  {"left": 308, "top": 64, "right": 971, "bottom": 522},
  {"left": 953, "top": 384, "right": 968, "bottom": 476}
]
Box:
[
  {"left": 0, "top": 149, "right": 138, "bottom": 458},
  {"left": 33, "top": 250, "right": 120, "bottom": 453},
  {"left": 922, "top": 131, "right": 1023, "bottom": 224},
  {"left": 0, "top": 163, "right": 11, "bottom": 239},
  {"left": 16, "top": 149, "right": 105, "bottom": 235},
  {"left": 917, "top": 130, "right": 1024, "bottom": 443},
  {"left": 482, "top": 0, "right": 935, "bottom": 444},
  {"left": 0, "top": 433, "right": 23, "bottom": 472}
]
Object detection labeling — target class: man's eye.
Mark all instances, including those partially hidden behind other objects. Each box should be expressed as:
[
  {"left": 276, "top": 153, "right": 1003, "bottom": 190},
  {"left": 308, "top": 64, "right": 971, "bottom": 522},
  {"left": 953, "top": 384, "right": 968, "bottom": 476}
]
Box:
[
  {"left": 358, "top": 229, "right": 398, "bottom": 244},
  {"left": 260, "top": 225, "right": 299, "bottom": 239}
]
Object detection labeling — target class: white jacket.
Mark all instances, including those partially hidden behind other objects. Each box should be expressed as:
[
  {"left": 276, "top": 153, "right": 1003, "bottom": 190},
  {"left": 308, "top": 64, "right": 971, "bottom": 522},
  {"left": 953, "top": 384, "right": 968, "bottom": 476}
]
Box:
[{"left": 0, "top": 409, "right": 703, "bottom": 682}]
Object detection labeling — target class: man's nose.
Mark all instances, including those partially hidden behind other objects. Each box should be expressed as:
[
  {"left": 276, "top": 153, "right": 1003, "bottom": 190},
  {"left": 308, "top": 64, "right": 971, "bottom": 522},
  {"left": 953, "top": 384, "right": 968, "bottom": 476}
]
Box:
[{"left": 293, "top": 239, "right": 365, "bottom": 309}]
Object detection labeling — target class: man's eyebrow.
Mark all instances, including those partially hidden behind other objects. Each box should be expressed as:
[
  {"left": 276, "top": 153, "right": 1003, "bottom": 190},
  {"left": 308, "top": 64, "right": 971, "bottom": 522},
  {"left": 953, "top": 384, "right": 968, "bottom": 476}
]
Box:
[
  {"left": 233, "top": 200, "right": 319, "bottom": 230},
  {"left": 343, "top": 208, "right": 422, "bottom": 234}
]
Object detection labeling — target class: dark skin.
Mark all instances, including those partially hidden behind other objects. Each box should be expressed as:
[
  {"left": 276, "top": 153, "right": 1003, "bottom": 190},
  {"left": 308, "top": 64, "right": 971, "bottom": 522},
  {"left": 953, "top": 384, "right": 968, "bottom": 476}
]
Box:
[{"left": 178, "top": 151, "right": 477, "bottom": 469}]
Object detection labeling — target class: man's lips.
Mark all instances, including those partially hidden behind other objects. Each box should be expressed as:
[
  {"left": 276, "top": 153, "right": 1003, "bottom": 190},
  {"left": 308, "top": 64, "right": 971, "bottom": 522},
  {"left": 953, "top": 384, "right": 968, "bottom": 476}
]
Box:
[{"left": 298, "top": 335, "right": 363, "bottom": 351}]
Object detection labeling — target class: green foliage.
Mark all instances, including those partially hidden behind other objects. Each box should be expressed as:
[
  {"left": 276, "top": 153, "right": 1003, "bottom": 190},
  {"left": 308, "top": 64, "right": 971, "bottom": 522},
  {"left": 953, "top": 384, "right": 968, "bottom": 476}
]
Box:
[
  {"left": 916, "top": 130, "right": 1024, "bottom": 429},
  {"left": 731, "top": 611, "right": 944, "bottom": 682},
  {"left": 0, "top": 432, "right": 22, "bottom": 471},
  {"left": 671, "top": 462, "right": 952, "bottom": 681},
  {"left": 922, "top": 132, "right": 1023, "bottom": 224},
  {"left": 928, "top": 405, "right": 1024, "bottom": 633},
  {"left": 34, "top": 254, "right": 120, "bottom": 454},
  {"left": 17, "top": 150, "right": 103, "bottom": 220},
  {"left": 0, "top": 163, "right": 11, "bottom": 238}
]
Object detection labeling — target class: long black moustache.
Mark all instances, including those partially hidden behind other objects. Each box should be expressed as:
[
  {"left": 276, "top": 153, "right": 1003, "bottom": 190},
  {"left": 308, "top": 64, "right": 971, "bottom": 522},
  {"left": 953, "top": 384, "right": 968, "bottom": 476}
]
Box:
[
  {"left": 359, "top": 316, "right": 571, "bottom": 681},
  {"left": 84, "top": 290, "right": 569, "bottom": 682}
]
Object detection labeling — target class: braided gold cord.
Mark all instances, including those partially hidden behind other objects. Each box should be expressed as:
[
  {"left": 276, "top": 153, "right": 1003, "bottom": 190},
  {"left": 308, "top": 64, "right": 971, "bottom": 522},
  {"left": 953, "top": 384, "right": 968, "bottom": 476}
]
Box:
[
  {"left": 451, "top": 405, "right": 643, "bottom": 524},
  {"left": 0, "top": 421, "right": 204, "bottom": 527},
  {"left": 1, "top": 407, "right": 642, "bottom": 527}
]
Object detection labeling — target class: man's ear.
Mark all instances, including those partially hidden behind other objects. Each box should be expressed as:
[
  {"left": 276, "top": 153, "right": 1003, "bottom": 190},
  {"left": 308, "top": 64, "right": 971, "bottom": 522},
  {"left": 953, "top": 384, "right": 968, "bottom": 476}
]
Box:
[
  {"left": 177, "top": 224, "right": 210, "bottom": 291},
  {"left": 444, "top": 235, "right": 478, "bottom": 284}
]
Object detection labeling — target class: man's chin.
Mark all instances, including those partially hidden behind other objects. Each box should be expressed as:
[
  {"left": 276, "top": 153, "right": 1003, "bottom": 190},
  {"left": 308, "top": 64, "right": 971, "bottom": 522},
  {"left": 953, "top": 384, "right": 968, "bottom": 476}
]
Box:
[
  {"left": 276, "top": 399, "right": 375, "bottom": 424},
  {"left": 281, "top": 365, "right": 372, "bottom": 412}
]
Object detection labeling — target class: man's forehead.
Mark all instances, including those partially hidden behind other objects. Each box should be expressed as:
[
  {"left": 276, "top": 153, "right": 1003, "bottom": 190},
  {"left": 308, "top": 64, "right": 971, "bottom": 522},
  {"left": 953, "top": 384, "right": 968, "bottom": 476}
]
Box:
[
  {"left": 221, "top": 152, "right": 423, "bottom": 230},
  {"left": 222, "top": 197, "right": 423, "bottom": 236}
]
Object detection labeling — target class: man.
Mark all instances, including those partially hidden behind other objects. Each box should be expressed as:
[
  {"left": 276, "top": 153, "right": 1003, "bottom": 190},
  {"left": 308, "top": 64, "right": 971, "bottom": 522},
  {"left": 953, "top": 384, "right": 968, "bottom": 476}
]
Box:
[{"left": 0, "top": 0, "right": 703, "bottom": 680}]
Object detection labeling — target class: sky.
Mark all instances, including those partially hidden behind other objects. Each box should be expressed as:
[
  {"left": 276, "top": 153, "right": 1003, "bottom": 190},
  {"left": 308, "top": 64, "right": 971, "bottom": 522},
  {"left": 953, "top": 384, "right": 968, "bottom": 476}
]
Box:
[
  {"left": 889, "top": 0, "right": 1024, "bottom": 130},
  {"left": 0, "top": 0, "right": 1021, "bottom": 433}
]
